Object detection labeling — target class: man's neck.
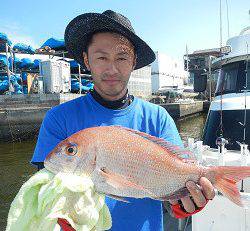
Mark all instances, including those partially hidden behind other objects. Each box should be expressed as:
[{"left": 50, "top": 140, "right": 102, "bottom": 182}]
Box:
[{"left": 90, "top": 89, "right": 133, "bottom": 109}]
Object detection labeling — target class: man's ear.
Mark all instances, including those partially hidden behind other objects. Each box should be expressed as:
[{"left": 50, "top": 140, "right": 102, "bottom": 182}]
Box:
[{"left": 83, "top": 52, "right": 90, "bottom": 71}]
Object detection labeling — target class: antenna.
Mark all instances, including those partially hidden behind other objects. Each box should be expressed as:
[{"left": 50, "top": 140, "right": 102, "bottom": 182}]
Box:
[
  {"left": 219, "top": 0, "right": 223, "bottom": 47},
  {"left": 216, "top": 0, "right": 225, "bottom": 141},
  {"left": 243, "top": 42, "right": 249, "bottom": 144},
  {"left": 226, "top": 0, "right": 230, "bottom": 38},
  {"left": 239, "top": 42, "right": 249, "bottom": 193}
]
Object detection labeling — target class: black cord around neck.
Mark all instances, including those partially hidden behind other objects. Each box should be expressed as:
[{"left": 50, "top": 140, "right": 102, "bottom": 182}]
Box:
[{"left": 90, "top": 88, "right": 134, "bottom": 109}]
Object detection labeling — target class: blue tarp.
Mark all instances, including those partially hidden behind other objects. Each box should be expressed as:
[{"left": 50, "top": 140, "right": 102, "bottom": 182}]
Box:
[
  {"left": 20, "top": 58, "right": 34, "bottom": 69},
  {"left": 71, "top": 82, "right": 80, "bottom": 91},
  {"left": 0, "top": 74, "right": 22, "bottom": 94},
  {"left": 0, "top": 80, "right": 9, "bottom": 92},
  {"left": 14, "top": 57, "right": 21, "bottom": 63},
  {"left": 0, "top": 32, "right": 12, "bottom": 52},
  {"left": 13, "top": 74, "right": 22, "bottom": 82},
  {"left": 71, "top": 79, "right": 94, "bottom": 92},
  {"left": 0, "top": 54, "right": 7, "bottom": 66},
  {"left": 33, "top": 59, "right": 41, "bottom": 69},
  {"left": 40, "top": 38, "right": 65, "bottom": 51},
  {"left": 86, "top": 82, "right": 94, "bottom": 89},
  {"left": 0, "top": 32, "right": 9, "bottom": 42},
  {"left": 23, "top": 86, "right": 28, "bottom": 94},
  {"left": 11, "top": 74, "right": 23, "bottom": 94},
  {"left": 13, "top": 82, "right": 22, "bottom": 93},
  {"left": 0, "top": 32, "right": 12, "bottom": 45},
  {"left": 71, "top": 78, "right": 78, "bottom": 83},
  {"left": 21, "top": 72, "right": 27, "bottom": 81},
  {"left": 8, "top": 57, "right": 13, "bottom": 68},
  {"left": 13, "top": 43, "right": 35, "bottom": 54},
  {"left": 13, "top": 57, "right": 22, "bottom": 68},
  {"left": 69, "top": 60, "right": 79, "bottom": 68},
  {"left": 0, "top": 44, "right": 6, "bottom": 52},
  {"left": 0, "top": 76, "right": 8, "bottom": 81},
  {"left": 0, "top": 55, "right": 16, "bottom": 69}
]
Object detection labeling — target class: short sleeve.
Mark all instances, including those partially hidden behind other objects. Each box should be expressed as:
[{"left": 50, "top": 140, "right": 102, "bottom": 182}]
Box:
[
  {"left": 158, "top": 107, "right": 183, "bottom": 148},
  {"left": 31, "top": 110, "right": 67, "bottom": 165}
]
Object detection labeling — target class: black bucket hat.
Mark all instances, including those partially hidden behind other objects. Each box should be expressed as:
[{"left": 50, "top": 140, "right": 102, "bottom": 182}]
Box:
[{"left": 64, "top": 10, "right": 155, "bottom": 70}]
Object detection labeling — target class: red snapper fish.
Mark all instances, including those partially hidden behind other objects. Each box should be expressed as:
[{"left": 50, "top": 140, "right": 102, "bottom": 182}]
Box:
[{"left": 44, "top": 126, "right": 250, "bottom": 206}]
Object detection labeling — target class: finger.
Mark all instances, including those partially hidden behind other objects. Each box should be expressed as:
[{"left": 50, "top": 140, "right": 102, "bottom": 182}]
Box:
[
  {"left": 180, "top": 196, "right": 195, "bottom": 213},
  {"left": 186, "top": 181, "right": 207, "bottom": 207},
  {"left": 169, "top": 199, "right": 179, "bottom": 205},
  {"left": 199, "top": 177, "right": 215, "bottom": 200}
]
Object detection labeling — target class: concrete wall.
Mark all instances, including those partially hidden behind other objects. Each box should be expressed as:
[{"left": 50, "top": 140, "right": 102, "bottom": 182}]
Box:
[
  {"left": 0, "top": 93, "right": 82, "bottom": 142},
  {"left": 160, "top": 101, "right": 204, "bottom": 119}
]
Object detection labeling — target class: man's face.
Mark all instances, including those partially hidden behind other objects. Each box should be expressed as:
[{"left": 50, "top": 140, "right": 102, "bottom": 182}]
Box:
[{"left": 83, "top": 32, "right": 136, "bottom": 101}]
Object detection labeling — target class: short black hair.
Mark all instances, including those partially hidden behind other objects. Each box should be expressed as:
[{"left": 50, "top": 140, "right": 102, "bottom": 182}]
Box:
[{"left": 83, "top": 30, "right": 135, "bottom": 54}]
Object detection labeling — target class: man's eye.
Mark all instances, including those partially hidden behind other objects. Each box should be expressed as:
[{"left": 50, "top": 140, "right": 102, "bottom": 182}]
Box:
[
  {"left": 97, "top": 57, "right": 106, "bottom": 60},
  {"left": 118, "top": 57, "right": 127, "bottom": 61}
]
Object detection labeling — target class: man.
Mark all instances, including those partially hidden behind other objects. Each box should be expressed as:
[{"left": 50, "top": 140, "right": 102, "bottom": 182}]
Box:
[{"left": 31, "top": 10, "right": 215, "bottom": 231}]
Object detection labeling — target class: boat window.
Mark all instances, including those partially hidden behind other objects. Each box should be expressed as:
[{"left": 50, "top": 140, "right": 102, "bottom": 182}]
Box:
[
  {"left": 236, "top": 61, "right": 250, "bottom": 92},
  {"left": 215, "top": 62, "right": 238, "bottom": 94},
  {"left": 246, "top": 61, "right": 250, "bottom": 90}
]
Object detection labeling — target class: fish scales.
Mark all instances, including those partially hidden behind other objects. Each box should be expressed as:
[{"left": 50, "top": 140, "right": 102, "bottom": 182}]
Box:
[{"left": 90, "top": 127, "right": 201, "bottom": 197}]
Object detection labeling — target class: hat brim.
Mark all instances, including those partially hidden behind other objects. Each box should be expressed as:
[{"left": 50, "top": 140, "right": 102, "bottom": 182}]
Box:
[{"left": 65, "top": 13, "right": 155, "bottom": 70}]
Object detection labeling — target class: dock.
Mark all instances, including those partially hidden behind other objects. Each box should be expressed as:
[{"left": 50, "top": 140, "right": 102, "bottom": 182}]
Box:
[
  {"left": 0, "top": 94, "right": 209, "bottom": 142},
  {"left": 160, "top": 101, "right": 209, "bottom": 119}
]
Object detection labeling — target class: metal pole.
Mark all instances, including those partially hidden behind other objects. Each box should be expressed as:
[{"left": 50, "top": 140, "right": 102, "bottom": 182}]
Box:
[
  {"left": 243, "top": 42, "right": 249, "bottom": 143},
  {"left": 219, "top": 0, "right": 223, "bottom": 48},
  {"left": 208, "top": 56, "right": 212, "bottom": 102},
  {"left": 226, "top": 0, "right": 230, "bottom": 38}
]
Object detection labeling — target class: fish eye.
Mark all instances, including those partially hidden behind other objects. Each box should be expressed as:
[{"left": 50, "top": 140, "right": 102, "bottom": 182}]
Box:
[{"left": 66, "top": 145, "right": 77, "bottom": 156}]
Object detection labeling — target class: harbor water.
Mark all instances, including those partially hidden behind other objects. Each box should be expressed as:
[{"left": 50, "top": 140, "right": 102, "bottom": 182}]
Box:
[{"left": 0, "top": 113, "right": 207, "bottom": 230}]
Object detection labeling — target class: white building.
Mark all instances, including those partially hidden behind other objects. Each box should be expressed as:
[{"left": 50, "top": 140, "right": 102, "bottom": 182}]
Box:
[
  {"left": 128, "top": 65, "right": 152, "bottom": 98},
  {"left": 151, "top": 51, "right": 188, "bottom": 93}
]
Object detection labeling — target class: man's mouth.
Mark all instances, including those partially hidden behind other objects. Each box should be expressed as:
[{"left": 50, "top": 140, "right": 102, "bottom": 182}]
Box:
[{"left": 103, "top": 79, "right": 121, "bottom": 85}]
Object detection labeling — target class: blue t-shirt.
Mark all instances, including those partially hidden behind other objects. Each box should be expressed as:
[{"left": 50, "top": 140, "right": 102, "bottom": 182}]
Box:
[{"left": 31, "top": 93, "right": 183, "bottom": 231}]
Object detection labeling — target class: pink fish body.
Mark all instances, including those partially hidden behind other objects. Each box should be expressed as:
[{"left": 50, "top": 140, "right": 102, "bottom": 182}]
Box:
[{"left": 45, "top": 126, "right": 250, "bottom": 206}]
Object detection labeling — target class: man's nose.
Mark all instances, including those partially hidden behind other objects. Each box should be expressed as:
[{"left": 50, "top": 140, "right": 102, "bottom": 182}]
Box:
[{"left": 106, "top": 61, "right": 119, "bottom": 74}]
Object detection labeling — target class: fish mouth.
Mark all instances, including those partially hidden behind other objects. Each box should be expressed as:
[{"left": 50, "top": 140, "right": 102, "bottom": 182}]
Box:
[{"left": 44, "top": 157, "right": 63, "bottom": 174}]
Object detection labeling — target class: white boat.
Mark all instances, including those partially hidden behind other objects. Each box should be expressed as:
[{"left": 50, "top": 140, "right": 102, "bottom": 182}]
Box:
[
  {"left": 189, "top": 27, "right": 250, "bottom": 231},
  {"left": 189, "top": 139, "right": 250, "bottom": 231},
  {"left": 203, "top": 27, "right": 250, "bottom": 150}
]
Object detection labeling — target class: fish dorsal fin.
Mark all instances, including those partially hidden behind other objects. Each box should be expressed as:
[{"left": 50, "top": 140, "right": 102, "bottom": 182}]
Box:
[{"left": 112, "top": 126, "right": 196, "bottom": 162}]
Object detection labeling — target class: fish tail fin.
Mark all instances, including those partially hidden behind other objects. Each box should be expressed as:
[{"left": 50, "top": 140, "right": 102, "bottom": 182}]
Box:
[{"left": 212, "top": 166, "right": 250, "bottom": 207}]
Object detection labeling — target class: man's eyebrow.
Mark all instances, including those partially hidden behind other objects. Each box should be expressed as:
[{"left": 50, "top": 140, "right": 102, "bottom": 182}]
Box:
[
  {"left": 117, "top": 51, "right": 132, "bottom": 56},
  {"left": 93, "top": 50, "right": 109, "bottom": 54},
  {"left": 93, "top": 50, "right": 133, "bottom": 56}
]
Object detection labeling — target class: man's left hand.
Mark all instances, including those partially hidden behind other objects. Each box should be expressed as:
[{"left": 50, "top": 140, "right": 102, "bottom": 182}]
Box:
[{"left": 169, "top": 177, "right": 215, "bottom": 213}]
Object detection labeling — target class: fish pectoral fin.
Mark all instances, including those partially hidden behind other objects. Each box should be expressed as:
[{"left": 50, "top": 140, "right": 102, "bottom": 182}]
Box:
[
  {"left": 106, "top": 194, "right": 130, "bottom": 203},
  {"left": 98, "top": 167, "right": 151, "bottom": 193}
]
